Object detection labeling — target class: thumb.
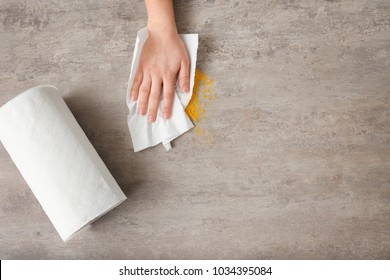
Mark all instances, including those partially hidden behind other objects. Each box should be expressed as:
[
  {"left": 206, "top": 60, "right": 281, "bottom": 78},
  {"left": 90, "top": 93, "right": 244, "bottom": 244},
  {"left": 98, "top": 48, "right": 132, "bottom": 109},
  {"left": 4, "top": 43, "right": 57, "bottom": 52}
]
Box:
[{"left": 178, "top": 58, "right": 190, "bottom": 93}]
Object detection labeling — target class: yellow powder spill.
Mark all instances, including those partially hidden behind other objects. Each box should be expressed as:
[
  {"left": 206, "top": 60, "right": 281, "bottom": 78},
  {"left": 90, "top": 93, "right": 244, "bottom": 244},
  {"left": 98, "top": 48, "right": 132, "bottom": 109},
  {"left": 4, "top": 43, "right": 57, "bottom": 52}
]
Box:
[
  {"left": 194, "top": 127, "right": 214, "bottom": 144},
  {"left": 185, "top": 69, "right": 216, "bottom": 122},
  {"left": 185, "top": 69, "right": 216, "bottom": 144}
]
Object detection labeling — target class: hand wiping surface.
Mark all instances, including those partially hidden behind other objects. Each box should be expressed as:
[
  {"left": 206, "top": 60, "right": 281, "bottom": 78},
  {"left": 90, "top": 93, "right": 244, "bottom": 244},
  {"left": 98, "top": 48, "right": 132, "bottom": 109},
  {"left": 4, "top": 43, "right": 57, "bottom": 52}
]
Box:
[{"left": 126, "top": 28, "right": 198, "bottom": 152}]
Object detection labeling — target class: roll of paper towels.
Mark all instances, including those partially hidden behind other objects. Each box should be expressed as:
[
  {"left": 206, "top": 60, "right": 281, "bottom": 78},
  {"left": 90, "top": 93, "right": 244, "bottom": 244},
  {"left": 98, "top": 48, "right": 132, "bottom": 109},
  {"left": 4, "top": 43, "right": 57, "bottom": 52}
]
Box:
[{"left": 0, "top": 85, "right": 126, "bottom": 241}]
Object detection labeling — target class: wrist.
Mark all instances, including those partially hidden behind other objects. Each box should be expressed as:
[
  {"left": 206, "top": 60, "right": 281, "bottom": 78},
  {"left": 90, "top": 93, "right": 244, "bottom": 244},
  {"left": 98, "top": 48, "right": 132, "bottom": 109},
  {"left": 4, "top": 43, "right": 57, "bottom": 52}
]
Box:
[{"left": 148, "top": 20, "right": 178, "bottom": 39}]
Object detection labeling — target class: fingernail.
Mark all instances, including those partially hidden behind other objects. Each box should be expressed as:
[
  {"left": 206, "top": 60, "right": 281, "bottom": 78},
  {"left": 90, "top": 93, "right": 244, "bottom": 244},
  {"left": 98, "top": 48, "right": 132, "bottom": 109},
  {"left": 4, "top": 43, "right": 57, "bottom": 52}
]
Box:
[
  {"left": 184, "top": 84, "right": 189, "bottom": 92},
  {"left": 163, "top": 112, "right": 169, "bottom": 119},
  {"left": 138, "top": 108, "right": 145, "bottom": 115},
  {"left": 148, "top": 115, "right": 155, "bottom": 122}
]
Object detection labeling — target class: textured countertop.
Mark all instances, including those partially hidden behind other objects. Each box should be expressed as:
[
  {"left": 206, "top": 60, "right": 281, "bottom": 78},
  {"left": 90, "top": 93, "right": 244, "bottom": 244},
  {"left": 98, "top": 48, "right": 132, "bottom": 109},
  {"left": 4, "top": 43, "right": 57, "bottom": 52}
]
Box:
[{"left": 0, "top": 0, "right": 389, "bottom": 259}]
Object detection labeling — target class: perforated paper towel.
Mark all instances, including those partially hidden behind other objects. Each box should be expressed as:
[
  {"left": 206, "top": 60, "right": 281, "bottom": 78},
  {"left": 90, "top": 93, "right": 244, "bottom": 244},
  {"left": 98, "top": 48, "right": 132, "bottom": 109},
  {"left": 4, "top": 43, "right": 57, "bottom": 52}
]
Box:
[
  {"left": 0, "top": 85, "right": 126, "bottom": 241},
  {"left": 126, "top": 28, "right": 198, "bottom": 152}
]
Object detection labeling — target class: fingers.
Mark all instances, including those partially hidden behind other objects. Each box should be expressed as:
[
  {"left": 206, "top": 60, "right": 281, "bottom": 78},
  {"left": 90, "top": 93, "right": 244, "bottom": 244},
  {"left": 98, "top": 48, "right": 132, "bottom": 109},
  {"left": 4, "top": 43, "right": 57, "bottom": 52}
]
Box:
[
  {"left": 137, "top": 74, "right": 151, "bottom": 115},
  {"left": 162, "top": 74, "right": 175, "bottom": 119},
  {"left": 147, "top": 77, "right": 162, "bottom": 122},
  {"left": 134, "top": 56, "right": 189, "bottom": 121},
  {"left": 178, "top": 57, "right": 190, "bottom": 93},
  {"left": 130, "top": 70, "right": 143, "bottom": 101}
]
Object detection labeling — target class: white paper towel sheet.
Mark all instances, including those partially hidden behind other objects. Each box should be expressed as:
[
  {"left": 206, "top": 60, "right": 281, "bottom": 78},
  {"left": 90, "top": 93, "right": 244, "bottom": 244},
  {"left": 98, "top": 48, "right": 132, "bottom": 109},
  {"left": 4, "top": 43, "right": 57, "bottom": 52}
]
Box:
[
  {"left": 126, "top": 28, "right": 198, "bottom": 152},
  {"left": 0, "top": 85, "right": 126, "bottom": 241}
]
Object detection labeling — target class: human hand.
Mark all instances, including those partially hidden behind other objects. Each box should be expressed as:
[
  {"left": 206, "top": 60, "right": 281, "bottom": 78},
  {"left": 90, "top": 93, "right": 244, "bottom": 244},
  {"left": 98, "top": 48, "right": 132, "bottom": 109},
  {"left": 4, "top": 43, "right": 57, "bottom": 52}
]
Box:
[{"left": 130, "top": 29, "right": 190, "bottom": 122}]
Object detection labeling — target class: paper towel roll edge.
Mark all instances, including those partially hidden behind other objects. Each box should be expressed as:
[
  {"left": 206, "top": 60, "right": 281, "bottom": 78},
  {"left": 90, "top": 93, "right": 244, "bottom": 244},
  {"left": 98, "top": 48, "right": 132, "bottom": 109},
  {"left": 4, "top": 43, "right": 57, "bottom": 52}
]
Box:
[
  {"left": 0, "top": 85, "right": 59, "bottom": 112},
  {"left": 63, "top": 196, "right": 126, "bottom": 241}
]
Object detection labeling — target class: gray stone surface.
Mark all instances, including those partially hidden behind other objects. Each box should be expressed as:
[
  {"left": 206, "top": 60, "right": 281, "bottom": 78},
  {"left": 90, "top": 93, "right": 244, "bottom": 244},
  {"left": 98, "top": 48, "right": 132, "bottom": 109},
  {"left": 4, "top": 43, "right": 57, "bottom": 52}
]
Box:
[{"left": 0, "top": 0, "right": 389, "bottom": 259}]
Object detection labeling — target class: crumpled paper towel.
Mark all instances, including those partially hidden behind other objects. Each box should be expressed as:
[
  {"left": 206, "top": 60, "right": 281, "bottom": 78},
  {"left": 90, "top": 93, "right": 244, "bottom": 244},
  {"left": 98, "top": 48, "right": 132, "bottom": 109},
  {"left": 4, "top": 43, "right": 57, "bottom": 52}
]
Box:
[
  {"left": 126, "top": 27, "right": 198, "bottom": 152},
  {"left": 0, "top": 85, "right": 126, "bottom": 241}
]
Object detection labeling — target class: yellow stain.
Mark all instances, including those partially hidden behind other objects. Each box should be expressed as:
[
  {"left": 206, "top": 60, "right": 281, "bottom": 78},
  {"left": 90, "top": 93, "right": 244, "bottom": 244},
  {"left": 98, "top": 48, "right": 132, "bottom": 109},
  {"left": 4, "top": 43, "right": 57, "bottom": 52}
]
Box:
[
  {"left": 194, "top": 127, "right": 214, "bottom": 144},
  {"left": 185, "top": 69, "right": 216, "bottom": 144},
  {"left": 185, "top": 69, "right": 216, "bottom": 123}
]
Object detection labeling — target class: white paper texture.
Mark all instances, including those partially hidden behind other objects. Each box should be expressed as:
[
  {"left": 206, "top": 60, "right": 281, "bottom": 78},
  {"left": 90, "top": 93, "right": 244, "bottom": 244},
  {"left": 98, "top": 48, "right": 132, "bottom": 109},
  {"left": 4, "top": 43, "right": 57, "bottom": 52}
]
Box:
[
  {"left": 126, "top": 27, "right": 198, "bottom": 152},
  {"left": 0, "top": 85, "right": 126, "bottom": 241}
]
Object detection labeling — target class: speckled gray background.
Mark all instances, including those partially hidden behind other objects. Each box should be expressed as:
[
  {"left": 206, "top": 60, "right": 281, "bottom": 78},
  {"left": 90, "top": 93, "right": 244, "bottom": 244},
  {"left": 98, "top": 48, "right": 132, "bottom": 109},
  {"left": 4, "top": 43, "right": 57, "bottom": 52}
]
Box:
[{"left": 0, "top": 0, "right": 389, "bottom": 259}]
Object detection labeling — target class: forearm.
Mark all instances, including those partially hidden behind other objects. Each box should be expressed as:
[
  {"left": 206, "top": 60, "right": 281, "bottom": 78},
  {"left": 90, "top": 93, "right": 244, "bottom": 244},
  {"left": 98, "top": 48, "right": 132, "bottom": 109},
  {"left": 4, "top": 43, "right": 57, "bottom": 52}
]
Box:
[{"left": 144, "top": 0, "right": 178, "bottom": 36}]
